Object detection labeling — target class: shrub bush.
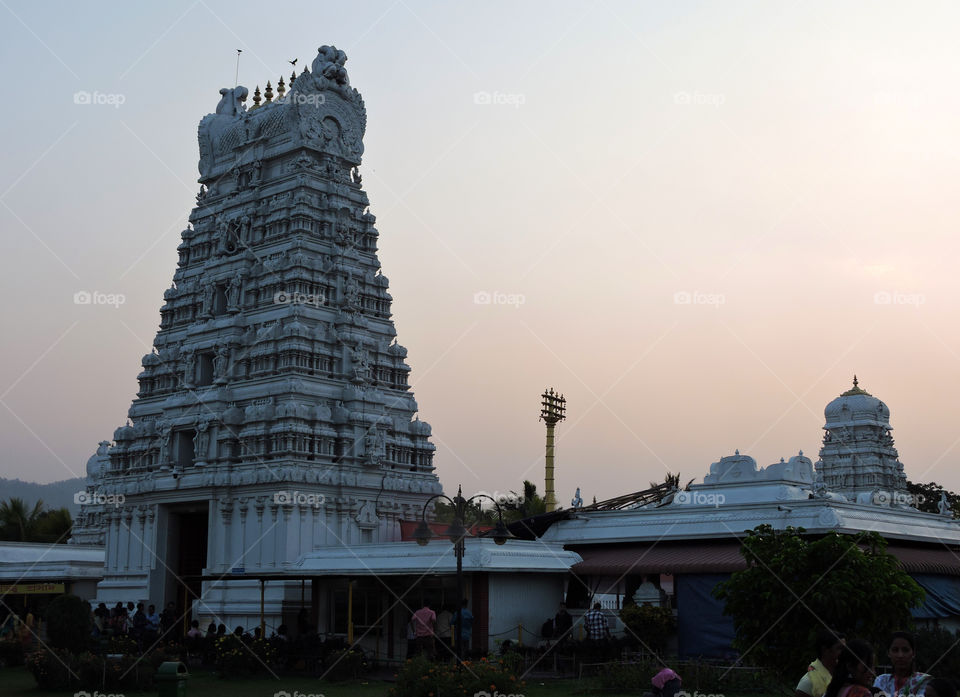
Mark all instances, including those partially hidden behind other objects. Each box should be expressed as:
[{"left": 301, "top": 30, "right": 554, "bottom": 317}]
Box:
[
  {"left": 597, "top": 660, "right": 658, "bottom": 691},
  {"left": 26, "top": 647, "right": 168, "bottom": 691},
  {"left": 0, "top": 640, "right": 24, "bottom": 667},
  {"left": 45, "top": 594, "right": 92, "bottom": 654},
  {"left": 26, "top": 648, "right": 75, "bottom": 689},
  {"left": 215, "top": 635, "right": 279, "bottom": 676},
  {"left": 389, "top": 654, "right": 524, "bottom": 697},
  {"left": 619, "top": 604, "right": 675, "bottom": 653},
  {"left": 322, "top": 647, "right": 366, "bottom": 681},
  {"left": 916, "top": 625, "right": 960, "bottom": 678}
]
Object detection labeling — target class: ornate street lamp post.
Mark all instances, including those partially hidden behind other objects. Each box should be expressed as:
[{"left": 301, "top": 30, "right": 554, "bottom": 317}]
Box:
[{"left": 413, "top": 485, "right": 514, "bottom": 663}]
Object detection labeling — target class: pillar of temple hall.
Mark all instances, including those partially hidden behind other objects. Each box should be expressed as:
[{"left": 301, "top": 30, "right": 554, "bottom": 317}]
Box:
[{"left": 72, "top": 45, "right": 442, "bottom": 629}]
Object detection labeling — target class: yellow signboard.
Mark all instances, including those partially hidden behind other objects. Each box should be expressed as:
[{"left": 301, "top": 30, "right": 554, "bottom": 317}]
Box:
[{"left": 0, "top": 583, "right": 64, "bottom": 595}]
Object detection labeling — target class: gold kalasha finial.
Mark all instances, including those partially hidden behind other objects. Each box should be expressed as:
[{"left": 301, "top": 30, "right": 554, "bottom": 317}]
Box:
[
  {"left": 277, "top": 76, "right": 286, "bottom": 98},
  {"left": 252, "top": 85, "right": 261, "bottom": 108},
  {"left": 264, "top": 81, "right": 273, "bottom": 102},
  {"left": 290, "top": 70, "right": 297, "bottom": 84}
]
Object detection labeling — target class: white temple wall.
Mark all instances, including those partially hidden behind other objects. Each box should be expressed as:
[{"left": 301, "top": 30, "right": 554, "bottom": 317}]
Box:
[{"left": 488, "top": 574, "right": 567, "bottom": 651}]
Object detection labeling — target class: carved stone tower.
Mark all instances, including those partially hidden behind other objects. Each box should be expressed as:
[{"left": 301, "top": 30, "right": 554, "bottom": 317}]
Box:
[
  {"left": 72, "top": 46, "right": 442, "bottom": 627},
  {"left": 815, "top": 377, "right": 907, "bottom": 501}
]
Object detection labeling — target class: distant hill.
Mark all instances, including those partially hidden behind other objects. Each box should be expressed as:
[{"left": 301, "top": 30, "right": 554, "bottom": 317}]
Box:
[{"left": 0, "top": 477, "right": 88, "bottom": 515}]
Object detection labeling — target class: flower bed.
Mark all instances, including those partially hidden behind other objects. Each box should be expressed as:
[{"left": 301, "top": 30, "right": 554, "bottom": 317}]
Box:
[{"left": 390, "top": 654, "right": 524, "bottom": 697}]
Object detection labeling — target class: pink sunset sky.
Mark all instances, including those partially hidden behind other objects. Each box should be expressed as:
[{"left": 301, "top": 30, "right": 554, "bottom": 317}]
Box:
[{"left": 1, "top": 1, "right": 959, "bottom": 503}]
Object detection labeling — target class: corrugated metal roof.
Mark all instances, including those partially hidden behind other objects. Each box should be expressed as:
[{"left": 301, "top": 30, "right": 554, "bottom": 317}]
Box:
[
  {"left": 887, "top": 545, "right": 960, "bottom": 576},
  {"left": 571, "top": 541, "right": 746, "bottom": 575},
  {"left": 570, "top": 541, "right": 960, "bottom": 577}
]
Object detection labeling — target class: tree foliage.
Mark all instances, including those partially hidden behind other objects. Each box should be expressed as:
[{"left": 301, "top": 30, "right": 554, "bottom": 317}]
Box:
[
  {"left": 714, "top": 524, "right": 924, "bottom": 679},
  {"left": 432, "top": 480, "right": 547, "bottom": 525},
  {"left": 44, "top": 594, "right": 92, "bottom": 654},
  {"left": 619, "top": 604, "right": 676, "bottom": 654},
  {"left": 0, "top": 497, "right": 72, "bottom": 542},
  {"left": 906, "top": 480, "right": 960, "bottom": 518}
]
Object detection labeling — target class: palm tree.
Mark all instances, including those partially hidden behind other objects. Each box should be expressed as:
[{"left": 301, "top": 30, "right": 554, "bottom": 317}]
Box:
[
  {"left": 0, "top": 497, "right": 45, "bottom": 541},
  {"left": 0, "top": 498, "right": 71, "bottom": 542},
  {"left": 649, "top": 472, "right": 681, "bottom": 490},
  {"left": 501, "top": 480, "right": 546, "bottom": 522},
  {"left": 35, "top": 507, "right": 73, "bottom": 543}
]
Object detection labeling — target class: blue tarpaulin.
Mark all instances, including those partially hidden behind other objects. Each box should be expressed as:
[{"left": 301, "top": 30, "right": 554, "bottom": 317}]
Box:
[
  {"left": 676, "top": 574, "right": 735, "bottom": 659},
  {"left": 910, "top": 574, "right": 960, "bottom": 619}
]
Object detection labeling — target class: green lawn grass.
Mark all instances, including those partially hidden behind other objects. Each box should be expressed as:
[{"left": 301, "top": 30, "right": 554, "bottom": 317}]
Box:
[{"left": 0, "top": 666, "right": 778, "bottom": 697}]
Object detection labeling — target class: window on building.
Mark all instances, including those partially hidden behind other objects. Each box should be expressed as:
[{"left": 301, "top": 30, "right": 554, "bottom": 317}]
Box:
[
  {"left": 175, "top": 429, "right": 196, "bottom": 468},
  {"left": 213, "top": 284, "right": 227, "bottom": 314},
  {"left": 197, "top": 352, "right": 215, "bottom": 386}
]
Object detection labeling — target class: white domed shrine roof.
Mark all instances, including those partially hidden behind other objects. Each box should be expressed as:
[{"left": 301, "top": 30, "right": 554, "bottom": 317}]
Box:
[{"left": 824, "top": 376, "right": 891, "bottom": 427}]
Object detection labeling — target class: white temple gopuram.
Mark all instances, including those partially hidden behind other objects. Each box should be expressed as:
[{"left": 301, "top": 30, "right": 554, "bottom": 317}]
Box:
[{"left": 71, "top": 46, "right": 442, "bottom": 628}]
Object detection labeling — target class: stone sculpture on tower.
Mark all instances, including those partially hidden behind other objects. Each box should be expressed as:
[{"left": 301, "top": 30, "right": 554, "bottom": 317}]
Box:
[{"left": 72, "top": 46, "right": 442, "bottom": 628}]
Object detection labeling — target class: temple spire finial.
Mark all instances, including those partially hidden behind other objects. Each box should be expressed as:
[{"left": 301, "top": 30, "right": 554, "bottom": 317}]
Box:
[{"left": 853, "top": 374, "right": 859, "bottom": 389}]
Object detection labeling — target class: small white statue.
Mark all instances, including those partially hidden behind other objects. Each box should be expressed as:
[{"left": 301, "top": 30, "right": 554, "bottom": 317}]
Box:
[{"left": 571, "top": 487, "right": 583, "bottom": 509}]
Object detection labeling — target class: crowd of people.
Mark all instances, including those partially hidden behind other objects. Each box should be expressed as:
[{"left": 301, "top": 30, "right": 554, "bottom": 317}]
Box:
[
  {"left": 403, "top": 598, "right": 614, "bottom": 661},
  {"left": 91, "top": 600, "right": 180, "bottom": 647},
  {"left": 0, "top": 606, "right": 36, "bottom": 649},
  {"left": 796, "top": 629, "right": 956, "bottom": 697}
]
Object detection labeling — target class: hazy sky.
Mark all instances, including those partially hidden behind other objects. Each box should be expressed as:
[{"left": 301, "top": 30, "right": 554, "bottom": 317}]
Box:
[{"left": 2, "top": 1, "right": 960, "bottom": 504}]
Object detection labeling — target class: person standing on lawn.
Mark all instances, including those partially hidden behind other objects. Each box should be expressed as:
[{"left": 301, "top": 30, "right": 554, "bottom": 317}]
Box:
[
  {"left": 584, "top": 602, "right": 610, "bottom": 642},
  {"left": 453, "top": 599, "right": 474, "bottom": 656},
  {"left": 412, "top": 601, "right": 436, "bottom": 657}
]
